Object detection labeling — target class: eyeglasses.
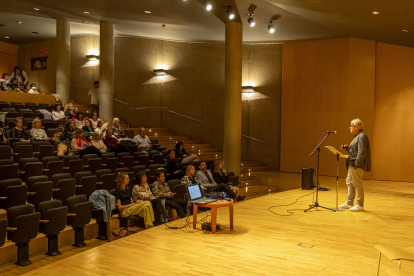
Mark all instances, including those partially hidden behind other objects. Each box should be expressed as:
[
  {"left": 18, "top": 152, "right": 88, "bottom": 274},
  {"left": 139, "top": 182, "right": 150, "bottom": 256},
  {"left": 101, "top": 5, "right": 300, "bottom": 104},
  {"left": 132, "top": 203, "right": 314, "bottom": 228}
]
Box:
[{"left": 349, "top": 125, "right": 358, "bottom": 129}]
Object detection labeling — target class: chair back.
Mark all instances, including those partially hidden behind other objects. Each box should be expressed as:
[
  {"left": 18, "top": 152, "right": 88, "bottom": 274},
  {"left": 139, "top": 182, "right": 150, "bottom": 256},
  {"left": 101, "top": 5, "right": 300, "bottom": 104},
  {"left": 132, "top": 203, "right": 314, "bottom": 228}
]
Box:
[
  {"left": 0, "top": 219, "right": 7, "bottom": 247},
  {"left": 37, "top": 145, "right": 54, "bottom": 160},
  {"left": 4, "top": 185, "right": 28, "bottom": 210},
  {"left": 132, "top": 165, "right": 146, "bottom": 175},
  {"left": 137, "top": 155, "right": 150, "bottom": 168},
  {"left": 55, "top": 178, "right": 76, "bottom": 205},
  {"left": 82, "top": 154, "right": 98, "bottom": 163},
  {"left": 52, "top": 173, "right": 71, "bottom": 188},
  {"left": 7, "top": 204, "right": 40, "bottom": 244},
  {"left": 15, "top": 145, "right": 33, "bottom": 163},
  {"left": 104, "top": 158, "right": 118, "bottom": 173},
  {"left": 75, "top": 171, "right": 92, "bottom": 186},
  {"left": 68, "top": 159, "right": 84, "bottom": 178},
  {"left": 24, "top": 162, "right": 43, "bottom": 182},
  {"left": 79, "top": 176, "right": 97, "bottom": 197},
  {"left": 0, "top": 164, "right": 18, "bottom": 181},
  {"left": 120, "top": 155, "right": 134, "bottom": 171},
  {"left": 38, "top": 200, "right": 68, "bottom": 236},
  {"left": 26, "top": 175, "right": 48, "bottom": 192},
  {"left": 96, "top": 169, "right": 112, "bottom": 182},
  {"left": 101, "top": 152, "right": 115, "bottom": 164},
  {"left": 100, "top": 173, "right": 116, "bottom": 192},
  {"left": 41, "top": 156, "right": 60, "bottom": 168},
  {"left": 86, "top": 158, "right": 102, "bottom": 174},
  {"left": 0, "top": 146, "right": 12, "bottom": 160},
  {"left": 18, "top": 157, "right": 39, "bottom": 171},
  {"left": 31, "top": 181, "right": 53, "bottom": 210},
  {"left": 63, "top": 155, "right": 80, "bottom": 167},
  {"left": 46, "top": 161, "right": 64, "bottom": 180},
  {"left": 152, "top": 154, "right": 164, "bottom": 165},
  {"left": 114, "top": 167, "right": 129, "bottom": 175},
  {"left": 0, "top": 178, "right": 22, "bottom": 195},
  {"left": 66, "top": 195, "right": 92, "bottom": 228}
]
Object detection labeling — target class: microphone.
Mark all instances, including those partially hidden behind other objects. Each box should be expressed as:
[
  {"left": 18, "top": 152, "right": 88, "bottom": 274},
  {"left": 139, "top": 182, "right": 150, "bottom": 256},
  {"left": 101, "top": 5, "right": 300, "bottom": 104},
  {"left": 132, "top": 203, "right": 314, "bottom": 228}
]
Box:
[{"left": 327, "top": 131, "right": 337, "bottom": 134}]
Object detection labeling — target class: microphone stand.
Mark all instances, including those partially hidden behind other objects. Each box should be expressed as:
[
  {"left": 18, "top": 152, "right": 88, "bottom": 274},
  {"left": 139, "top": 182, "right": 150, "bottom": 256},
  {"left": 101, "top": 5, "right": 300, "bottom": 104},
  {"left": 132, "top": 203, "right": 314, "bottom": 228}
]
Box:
[{"left": 305, "top": 132, "right": 335, "bottom": 212}]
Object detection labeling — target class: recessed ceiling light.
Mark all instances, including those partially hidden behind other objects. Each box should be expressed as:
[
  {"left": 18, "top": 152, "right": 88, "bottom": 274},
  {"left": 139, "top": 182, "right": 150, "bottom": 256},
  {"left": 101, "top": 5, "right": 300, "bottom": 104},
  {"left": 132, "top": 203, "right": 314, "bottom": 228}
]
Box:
[
  {"left": 402, "top": 30, "right": 408, "bottom": 33},
  {"left": 34, "top": 8, "right": 39, "bottom": 11},
  {"left": 15, "top": 21, "right": 22, "bottom": 24},
  {"left": 145, "top": 11, "right": 151, "bottom": 13},
  {"left": 5, "top": 36, "right": 9, "bottom": 38},
  {"left": 32, "top": 32, "right": 39, "bottom": 34},
  {"left": 372, "top": 11, "right": 379, "bottom": 15},
  {"left": 84, "top": 11, "right": 90, "bottom": 14}
]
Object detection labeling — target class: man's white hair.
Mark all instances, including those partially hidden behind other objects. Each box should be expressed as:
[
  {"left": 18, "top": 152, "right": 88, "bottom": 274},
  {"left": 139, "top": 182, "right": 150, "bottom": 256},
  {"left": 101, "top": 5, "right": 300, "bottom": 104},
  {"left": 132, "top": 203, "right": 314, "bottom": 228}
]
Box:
[{"left": 351, "top": 118, "right": 363, "bottom": 129}]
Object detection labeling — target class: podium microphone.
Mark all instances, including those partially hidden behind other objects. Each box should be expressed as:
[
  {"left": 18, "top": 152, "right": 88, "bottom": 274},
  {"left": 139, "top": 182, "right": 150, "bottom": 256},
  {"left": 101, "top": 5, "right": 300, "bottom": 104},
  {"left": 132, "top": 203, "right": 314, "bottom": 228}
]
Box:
[{"left": 327, "top": 131, "right": 337, "bottom": 134}]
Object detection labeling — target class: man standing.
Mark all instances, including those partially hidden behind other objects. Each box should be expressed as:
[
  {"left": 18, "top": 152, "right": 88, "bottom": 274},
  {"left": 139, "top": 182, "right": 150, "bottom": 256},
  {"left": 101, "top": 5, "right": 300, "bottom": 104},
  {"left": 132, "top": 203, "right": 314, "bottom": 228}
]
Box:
[
  {"left": 340, "top": 118, "right": 371, "bottom": 212},
  {"left": 88, "top": 81, "right": 99, "bottom": 115},
  {"left": 132, "top": 127, "right": 152, "bottom": 153}
]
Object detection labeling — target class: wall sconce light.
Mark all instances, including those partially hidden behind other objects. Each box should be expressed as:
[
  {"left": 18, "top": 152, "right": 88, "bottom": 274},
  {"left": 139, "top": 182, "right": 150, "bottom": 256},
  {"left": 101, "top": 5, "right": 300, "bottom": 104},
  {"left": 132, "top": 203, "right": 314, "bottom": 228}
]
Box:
[
  {"left": 153, "top": 69, "right": 168, "bottom": 76},
  {"left": 242, "top": 86, "right": 256, "bottom": 93},
  {"left": 86, "top": 55, "right": 99, "bottom": 61}
]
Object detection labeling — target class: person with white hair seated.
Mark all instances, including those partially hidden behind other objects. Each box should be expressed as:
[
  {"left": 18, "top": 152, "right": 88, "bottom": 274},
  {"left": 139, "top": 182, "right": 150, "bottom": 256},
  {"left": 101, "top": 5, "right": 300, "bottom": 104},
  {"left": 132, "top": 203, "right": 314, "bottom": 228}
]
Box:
[
  {"left": 112, "top": 117, "right": 126, "bottom": 138},
  {"left": 340, "top": 118, "right": 371, "bottom": 212},
  {"left": 132, "top": 127, "right": 152, "bottom": 154}
]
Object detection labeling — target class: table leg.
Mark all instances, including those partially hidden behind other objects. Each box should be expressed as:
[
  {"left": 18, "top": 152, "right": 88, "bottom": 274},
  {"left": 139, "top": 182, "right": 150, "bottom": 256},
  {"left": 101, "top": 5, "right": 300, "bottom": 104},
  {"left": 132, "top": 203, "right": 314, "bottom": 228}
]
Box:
[
  {"left": 193, "top": 204, "right": 198, "bottom": 229},
  {"left": 211, "top": 207, "right": 217, "bottom": 234},
  {"left": 229, "top": 204, "right": 233, "bottom": 230}
]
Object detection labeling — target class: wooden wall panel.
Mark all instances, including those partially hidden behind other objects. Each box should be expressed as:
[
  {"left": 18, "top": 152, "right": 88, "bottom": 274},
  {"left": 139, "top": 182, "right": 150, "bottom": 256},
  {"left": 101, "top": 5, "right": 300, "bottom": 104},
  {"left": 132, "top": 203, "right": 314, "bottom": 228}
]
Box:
[
  {"left": 372, "top": 43, "right": 414, "bottom": 182},
  {"left": 0, "top": 41, "right": 18, "bottom": 76},
  {"left": 281, "top": 38, "right": 376, "bottom": 178}
]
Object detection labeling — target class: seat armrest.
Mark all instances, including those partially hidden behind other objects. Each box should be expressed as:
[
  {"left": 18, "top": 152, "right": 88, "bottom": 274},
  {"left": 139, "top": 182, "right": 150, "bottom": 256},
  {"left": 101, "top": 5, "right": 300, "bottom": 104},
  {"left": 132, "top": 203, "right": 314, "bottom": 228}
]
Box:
[
  {"left": 27, "top": 192, "right": 36, "bottom": 195},
  {"left": 67, "top": 213, "right": 76, "bottom": 217},
  {"left": 7, "top": 227, "right": 17, "bottom": 231},
  {"left": 39, "top": 220, "right": 49, "bottom": 223}
]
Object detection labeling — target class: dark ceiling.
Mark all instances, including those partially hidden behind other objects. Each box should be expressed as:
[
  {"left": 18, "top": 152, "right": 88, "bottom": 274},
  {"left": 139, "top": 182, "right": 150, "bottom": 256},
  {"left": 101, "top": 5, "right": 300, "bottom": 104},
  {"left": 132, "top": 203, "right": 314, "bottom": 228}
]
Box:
[{"left": 0, "top": 0, "right": 412, "bottom": 47}]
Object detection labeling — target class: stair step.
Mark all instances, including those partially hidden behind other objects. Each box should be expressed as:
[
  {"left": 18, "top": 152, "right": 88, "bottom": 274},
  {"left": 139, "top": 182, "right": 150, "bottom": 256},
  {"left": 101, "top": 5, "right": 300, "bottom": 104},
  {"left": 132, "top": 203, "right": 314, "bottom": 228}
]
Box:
[
  {"left": 163, "top": 144, "right": 213, "bottom": 150},
  {"left": 158, "top": 139, "right": 194, "bottom": 145},
  {"left": 150, "top": 135, "right": 190, "bottom": 140},
  {"left": 241, "top": 166, "right": 268, "bottom": 172}
]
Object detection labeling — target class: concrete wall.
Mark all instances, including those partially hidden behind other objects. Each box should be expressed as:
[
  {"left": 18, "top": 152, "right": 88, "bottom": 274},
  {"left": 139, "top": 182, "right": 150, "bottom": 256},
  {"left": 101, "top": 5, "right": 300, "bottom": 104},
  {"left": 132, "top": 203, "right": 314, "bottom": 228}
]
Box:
[
  {"left": 69, "top": 35, "right": 282, "bottom": 169},
  {"left": 0, "top": 41, "right": 19, "bottom": 76},
  {"left": 18, "top": 39, "right": 56, "bottom": 94}
]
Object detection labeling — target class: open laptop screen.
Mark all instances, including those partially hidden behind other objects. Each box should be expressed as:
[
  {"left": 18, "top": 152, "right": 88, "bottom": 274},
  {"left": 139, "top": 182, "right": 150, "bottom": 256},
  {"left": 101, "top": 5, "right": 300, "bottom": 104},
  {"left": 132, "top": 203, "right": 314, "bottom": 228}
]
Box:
[{"left": 187, "top": 184, "right": 202, "bottom": 200}]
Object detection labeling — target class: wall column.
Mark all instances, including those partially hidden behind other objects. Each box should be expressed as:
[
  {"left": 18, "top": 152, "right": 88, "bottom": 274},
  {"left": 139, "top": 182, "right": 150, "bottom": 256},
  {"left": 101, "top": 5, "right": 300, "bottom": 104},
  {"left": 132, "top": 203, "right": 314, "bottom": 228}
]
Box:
[
  {"left": 56, "top": 19, "right": 70, "bottom": 106},
  {"left": 99, "top": 21, "right": 114, "bottom": 123},
  {"left": 223, "top": 22, "right": 243, "bottom": 175}
]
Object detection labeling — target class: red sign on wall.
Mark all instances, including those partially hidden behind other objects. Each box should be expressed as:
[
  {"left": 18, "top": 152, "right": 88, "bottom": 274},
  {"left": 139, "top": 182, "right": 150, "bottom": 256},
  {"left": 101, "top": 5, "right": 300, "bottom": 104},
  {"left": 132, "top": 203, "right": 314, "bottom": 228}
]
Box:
[{"left": 39, "top": 48, "right": 49, "bottom": 57}]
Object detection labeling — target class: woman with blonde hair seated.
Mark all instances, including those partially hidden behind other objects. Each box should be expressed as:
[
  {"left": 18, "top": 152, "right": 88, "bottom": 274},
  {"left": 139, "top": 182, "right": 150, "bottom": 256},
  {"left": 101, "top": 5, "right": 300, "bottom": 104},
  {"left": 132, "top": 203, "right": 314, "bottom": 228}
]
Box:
[
  {"left": 71, "top": 129, "right": 102, "bottom": 158},
  {"left": 213, "top": 160, "right": 240, "bottom": 197},
  {"left": 90, "top": 131, "right": 107, "bottom": 153},
  {"left": 64, "top": 103, "right": 76, "bottom": 120},
  {"left": 30, "top": 118, "right": 50, "bottom": 143},
  {"left": 115, "top": 172, "right": 155, "bottom": 229}
]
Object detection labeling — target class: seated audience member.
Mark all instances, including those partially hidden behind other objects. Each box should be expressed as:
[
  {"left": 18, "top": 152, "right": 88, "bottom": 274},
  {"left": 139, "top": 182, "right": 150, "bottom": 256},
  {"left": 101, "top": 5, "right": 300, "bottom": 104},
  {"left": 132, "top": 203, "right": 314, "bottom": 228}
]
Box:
[
  {"left": 62, "top": 120, "right": 76, "bottom": 142},
  {"left": 95, "top": 119, "right": 107, "bottom": 137},
  {"left": 0, "top": 79, "right": 11, "bottom": 91},
  {"left": 15, "top": 82, "right": 26, "bottom": 93},
  {"left": 115, "top": 172, "right": 154, "bottom": 229},
  {"left": 182, "top": 165, "right": 199, "bottom": 186},
  {"left": 90, "top": 112, "right": 100, "bottom": 129},
  {"left": 152, "top": 171, "right": 187, "bottom": 219},
  {"left": 64, "top": 103, "right": 76, "bottom": 119},
  {"left": 10, "top": 117, "right": 30, "bottom": 146},
  {"left": 132, "top": 127, "right": 152, "bottom": 153},
  {"left": 70, "top": 129, "right": 102, "bottom": 158},
  {"left": 0, "top": 122, "right": 6, "bottom": 145},
  {"left": 10, "top": 66, "right": 29, "bottom": 88},
  {"left": 2, "top": 73, "right": 10, "bottom": 85},
  {"left": 132, "top": 171, "right": 165, "bottom": 225},
  {"left": 82, "top": 119, "right": 94, "bottom": 140},
  {"left": 213, "top": 160, "right": 241, "bottom": 198},
  {"left": 30, "top": 118, "right": 50, "bottom": 143},
  {"left": 27, "top": 83, "right": 39, "bottom": 94},
  {"left": 103, "top": 129, "right": 130, "bottom": 156},
  {"left": 10, "top": 79, "right": 19, "bottom": 91},
  {"left": 164, "top": 150, "right": 184, "bottom": 180},
  {"left": 52, "top": 104, "right": 65, "bottom": 121},
  {"left": 196, "top": 161, "right": 244, "bottom": 202},
  {"left": 90, "top": 131, "right": 107, "bottom": 153},
  {"left": 112, "top": 117, "right": 126, "bottom": 138},
  {"left": 175, "top": 141, "right": 199, "bottom": 165},
  {"left": 74, "top": 112, "right": 84, "bottom": 129}
]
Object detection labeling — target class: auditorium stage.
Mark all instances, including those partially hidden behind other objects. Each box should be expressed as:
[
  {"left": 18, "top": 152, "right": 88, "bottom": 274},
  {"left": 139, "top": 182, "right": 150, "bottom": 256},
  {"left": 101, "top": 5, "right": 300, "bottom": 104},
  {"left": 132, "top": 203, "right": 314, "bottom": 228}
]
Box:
[{"left": 11, "top": 173, "right": 414, "bottom": 275}]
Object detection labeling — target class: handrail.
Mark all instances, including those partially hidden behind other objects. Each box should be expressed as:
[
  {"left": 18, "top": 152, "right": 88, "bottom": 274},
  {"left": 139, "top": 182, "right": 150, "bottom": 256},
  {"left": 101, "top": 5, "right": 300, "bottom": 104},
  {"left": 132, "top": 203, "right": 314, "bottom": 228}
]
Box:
[
  {"left": 166, "top": 110, "right": 219, "bottom": 128},
  {"left": 114, "top": 98, "right": 129, "bottom": 106},
  {"left": 166, "top": 110, "right": 268, "bottom": 145},
  {"left": 129, "top": 107, "right": 168, "bottom": 110}
]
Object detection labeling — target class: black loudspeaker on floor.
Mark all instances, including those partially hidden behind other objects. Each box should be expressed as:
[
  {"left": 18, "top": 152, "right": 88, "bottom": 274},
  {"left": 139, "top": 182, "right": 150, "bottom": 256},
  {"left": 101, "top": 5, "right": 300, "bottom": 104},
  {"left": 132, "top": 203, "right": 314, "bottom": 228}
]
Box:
[{"left": 302, "top": 168, "right": 314, "bottom": 190}]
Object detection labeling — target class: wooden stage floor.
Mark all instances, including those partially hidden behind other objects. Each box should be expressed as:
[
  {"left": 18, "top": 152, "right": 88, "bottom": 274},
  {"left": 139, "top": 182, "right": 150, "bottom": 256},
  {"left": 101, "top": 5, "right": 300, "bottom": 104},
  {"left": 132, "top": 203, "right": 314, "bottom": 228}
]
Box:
[{"left": 6, "top": 172, "right": 414, "bottom": 275}]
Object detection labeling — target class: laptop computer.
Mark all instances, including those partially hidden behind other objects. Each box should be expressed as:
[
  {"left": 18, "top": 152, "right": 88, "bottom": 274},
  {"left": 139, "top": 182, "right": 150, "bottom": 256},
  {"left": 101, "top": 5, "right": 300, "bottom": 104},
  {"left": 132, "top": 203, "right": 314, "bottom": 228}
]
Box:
[{"left": 186, "top": 184, "right": 217, "bottom": 204}]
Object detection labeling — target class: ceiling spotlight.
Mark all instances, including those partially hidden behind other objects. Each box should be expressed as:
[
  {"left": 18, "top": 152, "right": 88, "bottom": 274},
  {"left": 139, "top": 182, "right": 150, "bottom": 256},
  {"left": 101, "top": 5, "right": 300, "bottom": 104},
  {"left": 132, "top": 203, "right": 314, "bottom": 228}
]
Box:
[
  {"left": 5, "top": 36, "right": 9, "bottom": 39},
  {"left": 33, "top": 8, "right": 39, "bottom": 11},
  {"left": 402, "top": 30, "right": 408, "bottom": 32},
  {"left": 145, "top": 11, "right": 151, "bottom": 14},
  {"left": 247, "top": 13, "right": 255, "bottom": 27},
  {"left": 242, "top": 86, "right": 256, "bottom": 93},
  {"left": 268, "top": 21, "right": 275, "bottom": 33},
  {"left": 204, "top": 0, "right": 212, "bottom": 11},
  {"left": 84, "top": 11, "right": 90, "bottom": 14},
  {"left": 372, "top": 11, "right": 379, "bottom": 15},
  {"left": 227, "top": 6, "right": 235, "bottom": 20},
  {"left": 15, "top": 21, "right": 22, "bottom": 24}
]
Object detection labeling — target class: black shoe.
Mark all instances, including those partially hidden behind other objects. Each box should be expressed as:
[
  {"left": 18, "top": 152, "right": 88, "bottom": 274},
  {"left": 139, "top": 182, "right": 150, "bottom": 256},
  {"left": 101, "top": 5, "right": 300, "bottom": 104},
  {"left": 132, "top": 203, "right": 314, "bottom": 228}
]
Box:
[{"left": 237, "top": 196, "right": 245, "bottom": 202}]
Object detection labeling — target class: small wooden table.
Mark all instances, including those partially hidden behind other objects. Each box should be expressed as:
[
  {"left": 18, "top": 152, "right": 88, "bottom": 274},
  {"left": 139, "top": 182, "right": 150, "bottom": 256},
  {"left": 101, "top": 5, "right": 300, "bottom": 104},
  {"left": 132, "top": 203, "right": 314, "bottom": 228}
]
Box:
[{"left": 193, "top": 199, "right": 233, "bottom": 234}]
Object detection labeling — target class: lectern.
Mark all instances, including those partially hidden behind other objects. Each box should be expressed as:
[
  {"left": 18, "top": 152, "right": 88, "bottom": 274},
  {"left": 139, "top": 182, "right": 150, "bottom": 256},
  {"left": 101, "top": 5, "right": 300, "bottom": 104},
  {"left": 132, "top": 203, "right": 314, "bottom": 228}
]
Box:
[{"left": 325, "top": 146, "right": 348, "bottom": 211}]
